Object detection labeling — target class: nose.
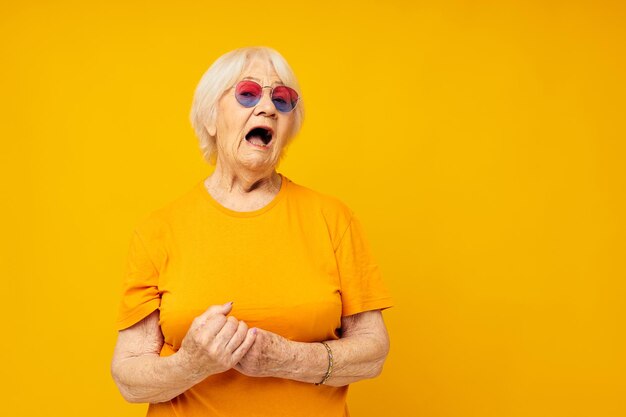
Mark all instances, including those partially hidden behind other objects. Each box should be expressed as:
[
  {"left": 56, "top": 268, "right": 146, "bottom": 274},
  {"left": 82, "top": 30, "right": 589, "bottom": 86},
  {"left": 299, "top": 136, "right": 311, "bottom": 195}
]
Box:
[{"left": 253, "top": 87, "right": 277, "bottom": 118}]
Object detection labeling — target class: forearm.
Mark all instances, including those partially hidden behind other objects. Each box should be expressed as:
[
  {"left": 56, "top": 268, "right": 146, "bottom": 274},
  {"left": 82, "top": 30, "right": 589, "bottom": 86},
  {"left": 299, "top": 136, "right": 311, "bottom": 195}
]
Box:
[
  {"left": 276, "top": 334, "right": 389, "bottom": 387},
  {"left": 111, "top": 352, "right": 204, "bottom": 404}
]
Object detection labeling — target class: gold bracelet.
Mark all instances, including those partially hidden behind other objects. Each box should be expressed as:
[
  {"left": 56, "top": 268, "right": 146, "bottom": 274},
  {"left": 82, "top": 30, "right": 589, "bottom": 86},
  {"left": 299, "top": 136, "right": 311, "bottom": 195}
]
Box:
[{"left": 315, "top": 341, "right": 334, "bottom": 385}]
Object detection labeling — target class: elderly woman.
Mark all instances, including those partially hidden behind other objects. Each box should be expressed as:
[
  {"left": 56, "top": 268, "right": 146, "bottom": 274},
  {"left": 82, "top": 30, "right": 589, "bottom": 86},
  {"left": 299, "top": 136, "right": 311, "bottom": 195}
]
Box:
[{"left": 110, "top": 46, "right": 393, "bottom": 417}]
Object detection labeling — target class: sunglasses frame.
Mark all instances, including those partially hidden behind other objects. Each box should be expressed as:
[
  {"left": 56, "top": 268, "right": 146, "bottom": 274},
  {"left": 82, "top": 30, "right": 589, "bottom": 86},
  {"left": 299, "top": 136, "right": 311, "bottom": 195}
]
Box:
[{"left": 230, "top": 80, "right": 300, "bottom": 113}]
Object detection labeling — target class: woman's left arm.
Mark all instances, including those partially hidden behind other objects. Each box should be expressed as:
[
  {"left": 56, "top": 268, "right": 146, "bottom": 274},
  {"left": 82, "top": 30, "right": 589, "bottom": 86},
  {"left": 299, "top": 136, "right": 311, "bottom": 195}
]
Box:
[{"left": 234, "top": 309, "right": 390, "bottom": 386}]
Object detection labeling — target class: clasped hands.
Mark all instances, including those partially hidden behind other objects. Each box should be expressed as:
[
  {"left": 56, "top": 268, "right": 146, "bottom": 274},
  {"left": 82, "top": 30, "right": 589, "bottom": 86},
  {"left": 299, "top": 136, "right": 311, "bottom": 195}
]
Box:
[{"left": 176, "top": 302, "right": 290, "bottom": 379}]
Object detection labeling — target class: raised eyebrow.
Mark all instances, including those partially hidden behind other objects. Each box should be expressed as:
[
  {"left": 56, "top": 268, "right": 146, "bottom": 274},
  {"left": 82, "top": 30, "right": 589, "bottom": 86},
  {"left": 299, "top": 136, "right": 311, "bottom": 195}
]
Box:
[{"left": 242, "top": 76, "right": 285, "bottom": 86}]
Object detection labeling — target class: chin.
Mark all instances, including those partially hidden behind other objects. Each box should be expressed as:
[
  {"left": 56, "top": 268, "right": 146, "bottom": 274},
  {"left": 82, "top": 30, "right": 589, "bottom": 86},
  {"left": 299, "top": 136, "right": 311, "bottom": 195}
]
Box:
[{"left": 238, "top": 155, "right": 277, "bottom": 172}]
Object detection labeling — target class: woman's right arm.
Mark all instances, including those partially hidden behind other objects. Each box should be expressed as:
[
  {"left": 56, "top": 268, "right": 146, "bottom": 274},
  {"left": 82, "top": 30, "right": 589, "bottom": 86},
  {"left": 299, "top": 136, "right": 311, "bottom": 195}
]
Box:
[{"left": 110, "top": 302, "right": 257, "bottom": 404}]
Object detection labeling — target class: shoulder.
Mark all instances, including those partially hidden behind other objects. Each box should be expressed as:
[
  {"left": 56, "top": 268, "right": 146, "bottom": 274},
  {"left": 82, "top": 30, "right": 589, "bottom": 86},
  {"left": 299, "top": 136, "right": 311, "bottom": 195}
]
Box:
[
  {"left": 284, "top": 175, "right": 355, "bottom": 249},
  {"left": 132, "top": 180, "right": 204, "bottom": 238},
  {"left": 285, "top": 176, "right": 353, "bottom": 216}
]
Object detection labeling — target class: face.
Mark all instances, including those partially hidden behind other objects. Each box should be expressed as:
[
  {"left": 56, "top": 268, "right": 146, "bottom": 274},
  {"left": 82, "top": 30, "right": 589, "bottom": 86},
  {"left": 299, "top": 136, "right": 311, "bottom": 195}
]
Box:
[{"left": 205, "top": 57, "right": 296, "bottom": 173}]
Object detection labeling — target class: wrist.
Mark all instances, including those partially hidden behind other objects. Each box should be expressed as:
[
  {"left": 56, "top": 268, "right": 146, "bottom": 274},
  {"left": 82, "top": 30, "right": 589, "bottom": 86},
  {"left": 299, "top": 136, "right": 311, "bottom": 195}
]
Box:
[
  {"left": 171, "top": 348, "right": 209, "bottom": 383},
  {"left": 314, "top": 341, "right": 334, "bottom": 385},
  {"left": 272, "top": 336, "right": 298, "bottom": 379},
  {"left": 277, "top": 340, "right": 332, "bottom": 384}
]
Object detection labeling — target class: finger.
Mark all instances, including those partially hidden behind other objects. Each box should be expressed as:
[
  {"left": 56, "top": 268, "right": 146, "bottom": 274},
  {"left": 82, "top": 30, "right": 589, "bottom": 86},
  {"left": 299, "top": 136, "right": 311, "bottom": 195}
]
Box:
[
  {"left": 225, "top": 320, "right": 248, "bottom": 352},
  {"left": 214, "top": 316, "right": 239, "bottom": 346},
  {"left": 192, "top": 302, "right": 232, "bottom": 334},
  {"left": 197, "top": 302, "right": 233, "bottom": 322},
  {"left": 197, "top": 314, "right": 228, "bottom": 342},
  {"left": 231, "top": 328, "right": 258, "bottom": 362}
]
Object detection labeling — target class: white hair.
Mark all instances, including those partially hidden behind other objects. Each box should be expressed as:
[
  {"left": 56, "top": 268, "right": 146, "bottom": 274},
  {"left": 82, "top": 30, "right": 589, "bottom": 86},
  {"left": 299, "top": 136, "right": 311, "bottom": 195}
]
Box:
[{"left": 189, "top": 46, "right": 305, "bottom": 165}]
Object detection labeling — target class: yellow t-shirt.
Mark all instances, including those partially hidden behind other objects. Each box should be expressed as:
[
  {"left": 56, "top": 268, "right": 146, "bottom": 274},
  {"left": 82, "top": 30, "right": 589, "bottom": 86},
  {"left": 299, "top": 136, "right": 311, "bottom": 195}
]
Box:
[{"left": 115, "top": 173, "right": 394, "bottom": 417}]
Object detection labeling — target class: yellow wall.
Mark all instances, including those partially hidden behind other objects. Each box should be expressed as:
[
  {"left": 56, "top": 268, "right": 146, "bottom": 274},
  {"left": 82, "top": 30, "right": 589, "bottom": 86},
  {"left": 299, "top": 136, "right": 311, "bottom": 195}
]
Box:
[{"left": 1, "top": 1, "right": 624, "bottom": 416}]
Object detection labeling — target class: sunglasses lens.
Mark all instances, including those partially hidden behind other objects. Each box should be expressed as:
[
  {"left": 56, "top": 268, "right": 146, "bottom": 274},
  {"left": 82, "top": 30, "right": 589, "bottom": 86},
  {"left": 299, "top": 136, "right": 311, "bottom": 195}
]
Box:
[
  {"left": 235, "top": 81, "right": 299, "bottom": 112},
  {"left": 235, "top": 81, "right": 262, "bottom": 107},
  {"left": 272, "top": 86, "right": 299, "bottom": 113}
]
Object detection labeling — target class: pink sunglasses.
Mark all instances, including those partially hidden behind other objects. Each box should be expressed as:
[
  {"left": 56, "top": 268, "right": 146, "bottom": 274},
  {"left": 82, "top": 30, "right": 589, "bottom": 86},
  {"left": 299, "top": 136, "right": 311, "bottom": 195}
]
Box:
[{"left": 232, "top": 80, "right": 299, "bottom": 113}]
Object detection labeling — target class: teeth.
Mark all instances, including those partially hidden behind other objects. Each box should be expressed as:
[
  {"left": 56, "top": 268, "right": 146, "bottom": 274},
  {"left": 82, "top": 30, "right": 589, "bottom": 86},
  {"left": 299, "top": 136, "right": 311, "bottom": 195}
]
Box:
[
  {"left": 245, "top": 137, "right": 269, "bottom": 147},
  {"left": 244, "top": 127, "right": 273, "bottom": 148}
]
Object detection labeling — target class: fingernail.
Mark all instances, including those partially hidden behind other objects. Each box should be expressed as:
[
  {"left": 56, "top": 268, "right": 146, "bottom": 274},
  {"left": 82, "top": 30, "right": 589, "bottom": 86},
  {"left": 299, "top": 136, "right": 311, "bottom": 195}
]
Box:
[
  {"left": 252, "top": 328, "right": 257, "bottom": 335},
  {"left": 225, "top": 301, "right": 233, "bottom": 306}
]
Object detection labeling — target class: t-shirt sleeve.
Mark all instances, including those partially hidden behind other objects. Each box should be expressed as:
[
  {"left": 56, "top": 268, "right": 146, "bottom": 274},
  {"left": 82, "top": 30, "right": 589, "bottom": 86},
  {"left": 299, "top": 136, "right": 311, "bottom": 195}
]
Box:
[
  {"left": 334, "top": 211, "right": 394, "bottom": 317},
  {"left": 114, "top": 221, "right": 164, "bottom": 331}
]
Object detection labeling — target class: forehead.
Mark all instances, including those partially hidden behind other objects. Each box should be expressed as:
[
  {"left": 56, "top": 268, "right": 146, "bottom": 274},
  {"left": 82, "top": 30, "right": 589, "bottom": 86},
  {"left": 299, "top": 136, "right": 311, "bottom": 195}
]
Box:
[{"left": 239, "top": 57, "right": 283, "bottom": 85}]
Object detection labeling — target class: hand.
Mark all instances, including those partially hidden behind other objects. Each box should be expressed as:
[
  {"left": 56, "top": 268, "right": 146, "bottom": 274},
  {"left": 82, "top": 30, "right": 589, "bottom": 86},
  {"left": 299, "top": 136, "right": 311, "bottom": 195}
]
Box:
[
  {"left": 234, "top": 328, "right": 291, "bottom": 378},
  {"left": 175, "top": 302, "right": 257, "bottom": 379}
]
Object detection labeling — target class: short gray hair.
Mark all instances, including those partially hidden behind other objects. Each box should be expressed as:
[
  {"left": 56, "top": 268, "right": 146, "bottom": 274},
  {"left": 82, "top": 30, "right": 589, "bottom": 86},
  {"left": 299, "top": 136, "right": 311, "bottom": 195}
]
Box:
[{"left": 189, "top": 46, "right": 305, "bottom": 165}]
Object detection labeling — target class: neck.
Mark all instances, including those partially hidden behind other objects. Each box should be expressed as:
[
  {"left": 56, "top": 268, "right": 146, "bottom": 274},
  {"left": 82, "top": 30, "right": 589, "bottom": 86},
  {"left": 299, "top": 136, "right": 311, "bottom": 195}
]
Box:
[{"left": 206, "top": 161, "right": 281, "bottom": 196}]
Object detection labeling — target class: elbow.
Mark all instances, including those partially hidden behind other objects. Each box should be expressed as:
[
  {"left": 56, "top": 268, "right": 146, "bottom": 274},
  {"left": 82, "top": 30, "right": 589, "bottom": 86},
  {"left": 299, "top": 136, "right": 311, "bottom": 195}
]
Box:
[
  {"left": 370, "top": 331, "right": 390, "bottom": 379},
  {"left": 112, "top": 381, "right": 149, "bottom": 404},
  {"left": 110, "top": 365, "right": 131, "bottom": 403},
  {"left": 110, "top": 360, "right": 123, "bottom": 395},
  {"left": 118, "top": 387, "right": 146, "bottom": 404},
  {"left": 370, "top": 358, "right": 387, "bottom": 379},
  {"left": 118, "top": 391, "right": 161, "bottom": 405},
  {"left": 110, "top": 361, "right": 173, "bottom": 404},
  {"left": 121, "top": 394, "right": 144, "bottom": 404},
  {"left": 110, "top": 360, "right": 144, "bottom": 404}
]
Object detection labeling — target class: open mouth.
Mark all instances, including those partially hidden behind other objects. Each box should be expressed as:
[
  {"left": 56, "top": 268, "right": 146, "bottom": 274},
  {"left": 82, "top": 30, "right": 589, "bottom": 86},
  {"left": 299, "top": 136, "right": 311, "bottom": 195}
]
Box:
[{"left": 245, "top": 126, "right": 274, "bottom": 147}]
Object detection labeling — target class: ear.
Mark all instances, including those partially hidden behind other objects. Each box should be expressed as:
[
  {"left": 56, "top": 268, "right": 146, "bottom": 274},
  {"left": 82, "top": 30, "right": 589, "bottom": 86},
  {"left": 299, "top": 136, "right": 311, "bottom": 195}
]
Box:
[
  {"left": 204, "top": 120, "right": 217, "bottom": 137},
  {"left": 202, "top": 107, "right": 218, "bottom": 137}
]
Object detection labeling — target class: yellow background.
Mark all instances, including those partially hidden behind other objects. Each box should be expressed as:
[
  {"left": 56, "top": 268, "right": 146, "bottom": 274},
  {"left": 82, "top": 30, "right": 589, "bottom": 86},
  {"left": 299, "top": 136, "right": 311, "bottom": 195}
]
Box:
[{"left": 1, "top": 1, "right": 624, "bottom": 416}]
